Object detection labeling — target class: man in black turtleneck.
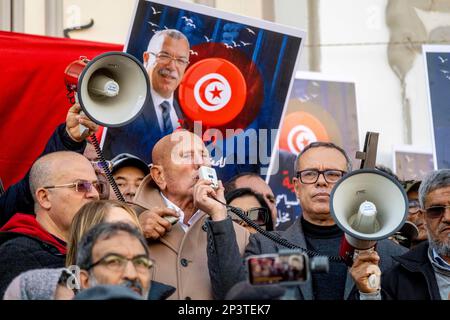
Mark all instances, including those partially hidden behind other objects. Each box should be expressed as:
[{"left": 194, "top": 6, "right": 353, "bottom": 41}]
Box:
[{"left": 201, "top": 142, "right": 406, "bottom": 300}]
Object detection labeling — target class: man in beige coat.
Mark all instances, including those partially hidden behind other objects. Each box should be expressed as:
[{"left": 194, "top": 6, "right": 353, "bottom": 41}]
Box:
[{"left": 133, "top": 130, "right": 249, "bottom": 300}]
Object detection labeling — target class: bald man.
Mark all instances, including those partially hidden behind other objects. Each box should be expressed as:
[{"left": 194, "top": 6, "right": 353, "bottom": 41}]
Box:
[
  {"left": 133, "top": 130, "right": 249, "bottom": 300},
  {"left": 0, "top": 151, "right": 100, "bottom": 297}
]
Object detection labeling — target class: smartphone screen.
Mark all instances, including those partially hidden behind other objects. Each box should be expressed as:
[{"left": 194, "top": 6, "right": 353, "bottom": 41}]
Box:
[{"left": 247, "top": 253, "right": 308, "bottom": 285}]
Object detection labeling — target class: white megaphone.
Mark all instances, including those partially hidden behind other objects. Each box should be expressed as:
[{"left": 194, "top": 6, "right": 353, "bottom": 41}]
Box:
[
  {"left": 64, "top": 51, "right": 150, "bottom": 130},
  {"left": 330, "top": 169, "right": 408, "bottom": 265}
]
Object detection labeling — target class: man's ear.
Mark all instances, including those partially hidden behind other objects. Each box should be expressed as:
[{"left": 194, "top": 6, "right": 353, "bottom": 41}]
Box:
[
  {"left": 143, "top": 52, "right": 150, "bottom": 66},
  {"left": 293, "top": 177, "right": 301, "bottom": 196},
  {"left": 79, "top": 270, "right": 90, "bottom": 290},
  {"left": 150, "top": 165, "right": 166, "bottom": 190},
  {"left": 36, "top": 188, "right": 52, "bottom": 210}
]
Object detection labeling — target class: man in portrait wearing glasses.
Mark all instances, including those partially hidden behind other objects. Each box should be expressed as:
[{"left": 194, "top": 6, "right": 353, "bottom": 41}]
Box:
[
  {"left": 201, "top": 142, "right": 405, "bottom": 300},
  {"left": 0, "top": 151, "right": 100, "bottom": 297},
  {"left": 76, "top": 222, "right": 153, "bottom": 299},
  {"left": 102, "top": 29, "right": 190, "bottom": 163},
  {"left": 378, "top": 169, "right": 450, "bottom": 300}
]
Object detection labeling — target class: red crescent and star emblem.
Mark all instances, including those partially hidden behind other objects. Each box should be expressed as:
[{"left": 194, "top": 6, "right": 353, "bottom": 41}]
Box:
[
  {"left": 279, "top": 111, "right": 330, "bottom": 155},
  {"left": 178, "top": 58, "right": 247, "bottom": 126}
]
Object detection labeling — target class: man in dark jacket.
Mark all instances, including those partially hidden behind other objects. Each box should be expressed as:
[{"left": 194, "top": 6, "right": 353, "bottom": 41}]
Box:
[
  {"left": 0, "top": 104, "right": 99, "bottom": 227},
  {"left": 380, "top": 169, "right": 450, "bottom": 300},
  {"left": 0, "top": 151, "right": 100, "bottom": 297},
  {"left": 198, "top": 142, "right": 406, "bottom": 300}
]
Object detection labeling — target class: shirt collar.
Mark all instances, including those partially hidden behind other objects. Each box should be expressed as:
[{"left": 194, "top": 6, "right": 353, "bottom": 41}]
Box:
[
  {"left": 159, "top": 192, "right": 202, "bottom": 232},
  {"left": 151, "top": 86, "right": 174, "bottom": 108},
  {"left": 430, "top": 248, "right": 450, "bottom": 271}
]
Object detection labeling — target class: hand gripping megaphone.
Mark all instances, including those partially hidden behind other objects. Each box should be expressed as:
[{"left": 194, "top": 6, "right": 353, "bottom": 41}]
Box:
[
  {"left": 64, "top": 51, "right": 150, "bottom": 129},
  {"left": 330, "top": 168, "right": 408, "bottom": 266},
  {"left": 64, "top": 51, "right": 150, "bottom": 203}
]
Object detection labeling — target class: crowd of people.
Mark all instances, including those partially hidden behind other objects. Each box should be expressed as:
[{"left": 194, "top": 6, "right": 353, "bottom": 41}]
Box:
[{"left": 0, "top": 29, "right": 449, "bottom": 301}]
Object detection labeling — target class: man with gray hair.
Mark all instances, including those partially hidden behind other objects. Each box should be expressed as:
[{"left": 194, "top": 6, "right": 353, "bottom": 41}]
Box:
[
  {"left": 381, "top": 169, "right": 450, "bottom": 299},
  {"left": 103, "top": 29, "right": 190, "bottom": 163},
  {"left": 76, "top": 222, "right": 153, "bottom": 299}
]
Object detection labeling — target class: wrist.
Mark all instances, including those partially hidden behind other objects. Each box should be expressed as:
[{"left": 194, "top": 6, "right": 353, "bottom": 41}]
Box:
[
  {"left": 210, "top": 206, "right": 228, "bottom": 221},
  {"left": 359, "top": 289, "right": 381, "bottom": 300},
  {"left": 65, "top": 125, "right": 82, "bottom": 143}
]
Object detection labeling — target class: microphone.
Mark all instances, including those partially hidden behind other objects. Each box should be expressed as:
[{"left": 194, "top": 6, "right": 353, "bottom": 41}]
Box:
[
  {"left": 348, "top": 201, "right": 380, "bottom": 234},
  {"left": 88, "top": 74, "right": 119, "bottom": 97}
]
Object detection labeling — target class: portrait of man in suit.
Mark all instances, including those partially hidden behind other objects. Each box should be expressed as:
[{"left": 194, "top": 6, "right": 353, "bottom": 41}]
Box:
[{"left": 102, "top": 29, "right": 190, "bottom": 163}]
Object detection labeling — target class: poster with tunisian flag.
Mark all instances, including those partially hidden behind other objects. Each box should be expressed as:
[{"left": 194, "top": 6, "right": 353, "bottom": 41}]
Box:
[
  {"left": 101, "top": 0, "right": 306, "bottom": 183},
  {"left": 0, "top": 31, "right": 121, "bottom": 189}
]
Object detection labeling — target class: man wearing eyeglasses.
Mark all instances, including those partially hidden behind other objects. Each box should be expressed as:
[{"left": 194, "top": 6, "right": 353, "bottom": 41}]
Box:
[
  {"left": 201, "top": 141, "right": 405, "bottom": 300},
  {"left": 404, "top": 180, "right": 428, "bottom": 247},
  {"left": 102, "top": 29, "right": 190, "bottom": 163},
  {"left": 0, "top": 151, "right": 100, "bottom": 297},
  {"left": 77, "top": 222, "right": 153, "bottom": 299},
  {"left": 380, "top": 169, "right": 450, "bottom": 300}
]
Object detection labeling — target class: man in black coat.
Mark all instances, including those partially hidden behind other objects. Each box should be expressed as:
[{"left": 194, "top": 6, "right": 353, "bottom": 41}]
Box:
[
  {"left": 196, "top": 142, "right": 406, "bottom": 300},
  {"left": 0, "top": 151, "right": 100, "bottom": 297},
  {"left": 380, "top": 169, "right": 450, "bottom": 300}
]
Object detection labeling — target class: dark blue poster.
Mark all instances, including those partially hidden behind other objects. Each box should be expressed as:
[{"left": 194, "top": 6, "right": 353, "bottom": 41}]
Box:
[
  {"left": 267, "top": 73, "right": 359, "bottom": 230},
  {"left": 424, "top": 47, "right": 450, "bottom": 169},
  {"left": 101, "top": 0, "right": 306, "bottom": 183}
]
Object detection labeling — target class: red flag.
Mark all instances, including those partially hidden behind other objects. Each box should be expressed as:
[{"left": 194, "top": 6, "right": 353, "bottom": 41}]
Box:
[{"left": 0, "top": 31, "right": 122, "bottom": 189}]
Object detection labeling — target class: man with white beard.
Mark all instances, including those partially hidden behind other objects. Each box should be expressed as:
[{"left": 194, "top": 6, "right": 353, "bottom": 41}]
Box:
[
  {"left": 379, "top": 169, "right": 450, "bottom": 300},
  {"left": 102, "top": 29, "right": 190, "bottom": 163}
]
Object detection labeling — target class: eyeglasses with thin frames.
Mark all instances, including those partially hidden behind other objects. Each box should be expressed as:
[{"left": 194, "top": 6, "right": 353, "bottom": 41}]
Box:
[
  {"left": 43, "top": 179, "right": 100, "bottom": 194},
  {"left": 150, "top": 52, "right": 189, "bottom": 67},
  {"left": 296, "top": 169, "right": 346, "bottom": 184},
  {"left": 91, "top": 160, "right": 113, "bottom": 173},
  {"left": 86, "top": 253, "right": 154, "bottom": 274},
  {"left": 408, "top": 200, "right": 421, "bottom": 215}
]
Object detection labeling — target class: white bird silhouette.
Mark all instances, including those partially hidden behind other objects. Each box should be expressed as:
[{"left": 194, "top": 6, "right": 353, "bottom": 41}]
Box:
[
  {"left": 440, "top": 69, "right": 450, "bottom": 74},
  {"left": 231, "top": 41, "right": 240, "bottom": 48},
  {"left": 190, "top": 50, "right": 198, "bottom": 56},
  {"left": 246, "top": 27, "right": 256, "bottom": 35},
  {"left": 438, "top": 56, "right": 448, "bottom": 63},
  {"left": 151, "top": 6, "right": 161, "bottom": 15},
  {"left": 186, "top": 22, "right": 196, "bottom": 29},
  {"left": 224, "top": 43, "right": 234, "bottom": 49},
  {"left": 240, "top": 41, "right": 252, "bottom": 46},
  {"left": 204, "top": 35, "right": 212, "bottom": 42},
  {"left": 181, "top": 16, "right": 194, "bottom": 24},
  {"left": 148, "top": 21, "right": 159, "bottom": 28}
]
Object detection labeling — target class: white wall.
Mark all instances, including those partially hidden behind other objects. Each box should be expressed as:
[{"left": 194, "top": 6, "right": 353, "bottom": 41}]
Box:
[
  {"left": 63, "top": 0, "right": 136, "bottom": 44},
  {"left": 24, "top": 0, "right": 45, "bottom": 35},
  {"left": 318, "top": 0, "right": 432, "bottom": 169}
]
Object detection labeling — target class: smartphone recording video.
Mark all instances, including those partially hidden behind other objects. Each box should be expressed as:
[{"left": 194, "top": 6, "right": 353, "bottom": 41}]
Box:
[{"left": 247, "top": 252, "right": 308, "bottom": 285}]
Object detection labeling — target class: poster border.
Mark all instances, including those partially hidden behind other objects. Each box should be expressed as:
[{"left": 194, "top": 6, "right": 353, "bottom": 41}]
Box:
[{"left": 421, "top": 44, "right": 450, "bottom": 170}]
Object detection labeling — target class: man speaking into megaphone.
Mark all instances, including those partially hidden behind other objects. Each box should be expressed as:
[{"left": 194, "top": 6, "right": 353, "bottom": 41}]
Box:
[{"left": 205, "top": 141, "right": 407, "bottom": 300}]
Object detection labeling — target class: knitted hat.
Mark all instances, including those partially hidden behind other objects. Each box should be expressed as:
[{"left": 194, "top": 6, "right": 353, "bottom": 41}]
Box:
[{"left": 3, "top": 268, "right": 66, "bottom": 300}]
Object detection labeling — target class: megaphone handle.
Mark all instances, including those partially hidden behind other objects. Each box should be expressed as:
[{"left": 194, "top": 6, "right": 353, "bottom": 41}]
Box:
[{"left": 74, "top": 95, "right": 89, "bottom": 136}]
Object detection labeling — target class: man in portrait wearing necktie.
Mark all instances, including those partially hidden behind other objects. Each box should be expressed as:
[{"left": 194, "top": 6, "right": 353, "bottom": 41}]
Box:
[{"left": 102, "top": 29, "right": 190, "bottom": 163}]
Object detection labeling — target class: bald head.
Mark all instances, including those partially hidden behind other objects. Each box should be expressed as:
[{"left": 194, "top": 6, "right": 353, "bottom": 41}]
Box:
[
  {"left": 151, "top": 130, "right": 206, "bottom": 167},
  {"left": 30, "top": 151, "right": 95, "bottom": 203},
  {"left": 149, "top": 130, "right": 210, "bottom": 206}
]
